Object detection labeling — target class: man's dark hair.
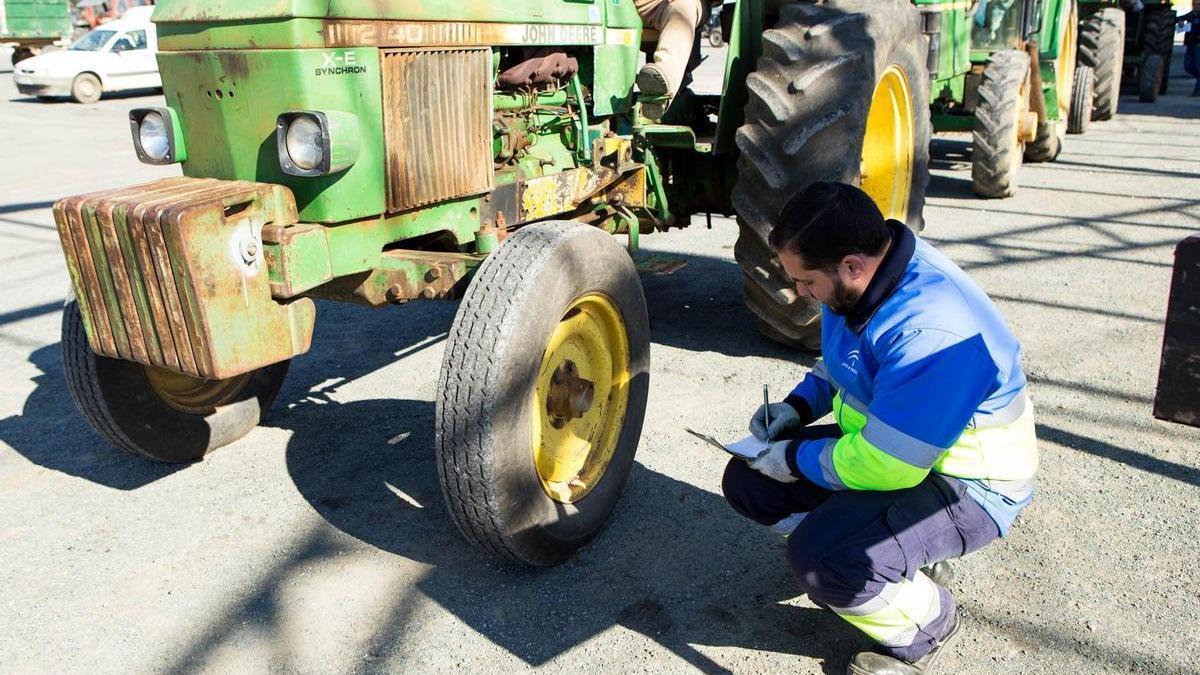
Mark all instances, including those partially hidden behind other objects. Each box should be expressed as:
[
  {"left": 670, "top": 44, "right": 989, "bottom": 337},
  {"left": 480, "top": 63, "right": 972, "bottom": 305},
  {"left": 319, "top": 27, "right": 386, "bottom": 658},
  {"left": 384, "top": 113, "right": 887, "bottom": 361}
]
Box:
[{"left": 767, "top": 182, "right": 891, "bottom": 270}]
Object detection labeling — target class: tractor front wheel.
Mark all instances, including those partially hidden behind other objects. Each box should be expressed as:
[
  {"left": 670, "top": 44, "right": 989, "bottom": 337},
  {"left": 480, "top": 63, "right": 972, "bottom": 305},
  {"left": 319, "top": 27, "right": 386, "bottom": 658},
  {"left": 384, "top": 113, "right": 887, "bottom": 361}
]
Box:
[
  {"left": 1138, "top": 53, "right": 1165, "bottom": 103},
  {"left": 435, "top": 221, "right": 650, "bottom": 566},
  {"left": 731, "top": 0, "right": 930, "bottom": 350},
  {"left": 972, "top": 50, "right": 1032, "bottom": 198},
  {"left": 1068, "top": 65, "right": 1095, "bottom": 134},
  {"left": 62, "top": 297, "right": 291, "bottom": 463}
]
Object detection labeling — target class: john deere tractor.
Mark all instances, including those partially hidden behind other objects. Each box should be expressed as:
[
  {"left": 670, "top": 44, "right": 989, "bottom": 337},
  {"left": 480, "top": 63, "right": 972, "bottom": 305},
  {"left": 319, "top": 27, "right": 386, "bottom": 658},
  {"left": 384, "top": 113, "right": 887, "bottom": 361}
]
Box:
[
  {"left": 925, "top": 0, "right": 1079, "bottom": 198},
  {"left": 54, "top": 0, "right": 983, "bottom": 565}
]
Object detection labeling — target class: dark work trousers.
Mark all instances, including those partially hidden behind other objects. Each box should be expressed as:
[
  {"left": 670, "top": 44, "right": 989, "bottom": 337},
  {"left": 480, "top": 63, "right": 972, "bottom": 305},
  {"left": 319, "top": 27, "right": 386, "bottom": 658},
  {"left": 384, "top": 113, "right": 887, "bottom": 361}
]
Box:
[{"left": 722, "top": 458, "right": 1000, "bottom": 662}]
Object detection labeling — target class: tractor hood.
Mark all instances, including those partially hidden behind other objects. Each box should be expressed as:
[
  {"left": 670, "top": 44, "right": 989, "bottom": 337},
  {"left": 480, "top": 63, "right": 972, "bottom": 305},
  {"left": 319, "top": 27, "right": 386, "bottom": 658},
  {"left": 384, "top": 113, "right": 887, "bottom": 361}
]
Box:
[{"left": 152, "top": 0, "right": 601, "bottom": 24}]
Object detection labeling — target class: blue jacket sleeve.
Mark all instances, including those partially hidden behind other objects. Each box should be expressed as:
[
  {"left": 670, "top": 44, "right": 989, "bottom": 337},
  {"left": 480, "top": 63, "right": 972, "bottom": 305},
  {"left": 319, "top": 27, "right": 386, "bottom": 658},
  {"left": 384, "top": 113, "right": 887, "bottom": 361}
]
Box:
[
  {"left": 792, "top": 328, "right": 1000, "bottom": 491},
  {"left": 787, "top": 358, "right": 835, "bottom": 421}
]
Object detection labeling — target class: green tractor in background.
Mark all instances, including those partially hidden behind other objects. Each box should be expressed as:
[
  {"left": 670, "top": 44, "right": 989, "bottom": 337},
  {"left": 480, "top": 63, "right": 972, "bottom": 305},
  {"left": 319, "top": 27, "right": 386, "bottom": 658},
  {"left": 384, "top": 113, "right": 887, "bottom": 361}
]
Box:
[
  {"left": 1077, "top": 0, "right": 1177, "bottom": 111},
  {"left": 53, "top": 0, "right": 1021, "bottom": 566},
  {"left": 1, "top": 0, "right": 72, "bottom": 66},
  {"left": 1076, "top": 0, "right": 1178, "bottom": 115},
  {"left": 924, "top": 0, "right": 1079, "bottom": 198}
]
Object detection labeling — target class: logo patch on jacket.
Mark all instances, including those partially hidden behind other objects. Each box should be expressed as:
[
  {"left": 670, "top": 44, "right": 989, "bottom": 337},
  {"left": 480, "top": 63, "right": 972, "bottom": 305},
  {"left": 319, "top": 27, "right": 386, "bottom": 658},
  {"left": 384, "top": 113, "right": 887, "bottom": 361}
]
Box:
[{"left": 841, "top": 350, "right": 861, "bottom": 376}]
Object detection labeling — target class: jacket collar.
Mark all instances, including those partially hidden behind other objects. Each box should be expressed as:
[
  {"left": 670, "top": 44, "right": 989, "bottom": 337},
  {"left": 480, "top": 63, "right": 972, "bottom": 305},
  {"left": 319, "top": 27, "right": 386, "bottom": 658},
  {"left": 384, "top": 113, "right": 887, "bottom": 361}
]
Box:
[{"left": 844, "top": 219, "right": 915, "bottom": 334}]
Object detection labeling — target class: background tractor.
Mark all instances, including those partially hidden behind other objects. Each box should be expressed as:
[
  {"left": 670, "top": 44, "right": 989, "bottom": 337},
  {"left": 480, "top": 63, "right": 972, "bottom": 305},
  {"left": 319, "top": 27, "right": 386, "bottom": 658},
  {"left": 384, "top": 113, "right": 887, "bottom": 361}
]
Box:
[
  {"left": 1077, "top": 0, "right": 1178, "bottom": 110},
  {"left": 1123, "top": 0, "right": 1178, "bottom": 102},
  {"left": 925, "top": 0, "right": 1079, "bottom": 199},
  {"left": 54, "top": 0, "right": 975, "bottom": 566}
]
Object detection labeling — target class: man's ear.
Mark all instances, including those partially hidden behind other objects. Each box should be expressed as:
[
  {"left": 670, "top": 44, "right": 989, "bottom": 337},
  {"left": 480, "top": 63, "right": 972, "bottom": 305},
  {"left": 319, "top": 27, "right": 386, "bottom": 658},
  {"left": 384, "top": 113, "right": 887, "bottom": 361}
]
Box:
[{"left": 840, "top": 254, "right": 868, "bottom": 279}]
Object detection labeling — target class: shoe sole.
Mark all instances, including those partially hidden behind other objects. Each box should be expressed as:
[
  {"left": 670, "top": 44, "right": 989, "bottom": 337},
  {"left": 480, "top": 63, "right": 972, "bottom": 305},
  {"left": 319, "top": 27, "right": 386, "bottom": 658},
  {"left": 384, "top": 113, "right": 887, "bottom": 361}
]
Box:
[{"left": 636, "top": 66, "right": 670, "bottom": 97}]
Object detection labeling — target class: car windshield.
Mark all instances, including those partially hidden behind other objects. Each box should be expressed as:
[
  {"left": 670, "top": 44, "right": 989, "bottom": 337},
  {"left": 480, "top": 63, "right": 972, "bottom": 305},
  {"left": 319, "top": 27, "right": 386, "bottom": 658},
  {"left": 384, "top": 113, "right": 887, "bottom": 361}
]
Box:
[{"left": 71, "top": 30, "right": 116, "bottom": 52}]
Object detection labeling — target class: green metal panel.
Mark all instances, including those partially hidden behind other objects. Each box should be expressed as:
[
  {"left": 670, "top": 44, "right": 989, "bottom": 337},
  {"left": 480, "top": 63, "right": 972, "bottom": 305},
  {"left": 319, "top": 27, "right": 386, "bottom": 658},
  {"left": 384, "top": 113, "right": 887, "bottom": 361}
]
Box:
[
  {"left": 158, "top": 48, "right": 387, "bottom": 224},
  {"left": 0, "top": 0, "right": 71, "bottom": 40},
  {"left": 153, "top": 0, "right": 602, "bottom": 24},
  {"left": 714, "top": 0, "right": 764, "bottom": 155}
]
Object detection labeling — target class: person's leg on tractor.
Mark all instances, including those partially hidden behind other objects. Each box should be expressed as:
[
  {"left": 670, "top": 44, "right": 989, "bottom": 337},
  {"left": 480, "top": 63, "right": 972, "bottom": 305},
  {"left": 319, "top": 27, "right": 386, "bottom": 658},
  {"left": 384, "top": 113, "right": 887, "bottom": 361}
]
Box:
[{"left": 636, "top": 0, "right": 705, "bottom": 119}]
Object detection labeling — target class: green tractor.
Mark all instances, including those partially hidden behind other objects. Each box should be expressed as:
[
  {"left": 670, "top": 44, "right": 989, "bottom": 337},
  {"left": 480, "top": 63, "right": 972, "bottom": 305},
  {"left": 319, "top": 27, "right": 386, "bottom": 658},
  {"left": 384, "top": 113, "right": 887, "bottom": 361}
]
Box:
[
  {"left": 1, "top": 0, "right": 71, "bottom": 66},
  {"left": 54, "top": 0, "right": 990, "bottom": 565},
  {"left": 1078, "top": 0, "right": 1177, "bottom": 107},
  {"left": 926, "top": 0, "right": 1080, "bottom": 198},
  {"left": 1124, "top": 0, "right": 1177, "bottom": 102}
]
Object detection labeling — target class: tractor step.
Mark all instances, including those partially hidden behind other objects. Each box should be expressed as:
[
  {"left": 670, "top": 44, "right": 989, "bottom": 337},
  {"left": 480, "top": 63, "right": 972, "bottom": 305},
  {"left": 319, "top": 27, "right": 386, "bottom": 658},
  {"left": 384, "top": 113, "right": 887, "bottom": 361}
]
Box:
[{"left": 634, "top": 252, "right": 688, "bottom": 276}]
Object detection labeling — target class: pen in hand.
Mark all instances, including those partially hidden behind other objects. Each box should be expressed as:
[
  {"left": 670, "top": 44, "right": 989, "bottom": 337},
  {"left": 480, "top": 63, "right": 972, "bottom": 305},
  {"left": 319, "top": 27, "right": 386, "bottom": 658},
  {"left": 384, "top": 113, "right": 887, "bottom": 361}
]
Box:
[{"left": 763, "top": 384, "right": 771, "bottom": 443}]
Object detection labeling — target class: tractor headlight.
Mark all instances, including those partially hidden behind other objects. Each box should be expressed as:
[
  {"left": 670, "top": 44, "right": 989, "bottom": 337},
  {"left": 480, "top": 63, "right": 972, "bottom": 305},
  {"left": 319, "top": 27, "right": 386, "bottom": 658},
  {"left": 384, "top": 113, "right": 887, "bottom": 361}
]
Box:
[
  {"left": 130, "top": 107, "right": 186, "bottom": 165},
  {"left": 276, "top": 111, "right": 360, "bottom": 177}
]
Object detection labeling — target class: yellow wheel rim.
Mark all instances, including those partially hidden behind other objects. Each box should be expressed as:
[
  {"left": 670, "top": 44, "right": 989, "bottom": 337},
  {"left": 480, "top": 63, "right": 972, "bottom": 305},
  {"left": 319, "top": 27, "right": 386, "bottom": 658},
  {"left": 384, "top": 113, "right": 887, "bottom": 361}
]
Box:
[
  {"left": 532, "top": 293, "right": 631, "bottom": 504},
  {"left": 860, "top": 64, "right": 915, "bottom": 221},
  {"left": 1056, "top": 4, "right": 1079, "bottom": 123},
  {"left": 144, "top": 365, "right": 251, "bottom": 415}
]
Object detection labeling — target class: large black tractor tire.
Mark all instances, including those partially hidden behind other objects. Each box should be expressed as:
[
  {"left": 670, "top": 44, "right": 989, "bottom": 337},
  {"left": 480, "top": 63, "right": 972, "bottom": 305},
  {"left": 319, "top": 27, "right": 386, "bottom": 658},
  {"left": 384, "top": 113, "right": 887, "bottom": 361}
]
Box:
[
  {"left": 972, "top": 50, "right": 1031, "bottom": 199},
  {"left": 731, "top": 0, "right": 930, "bottom": 350},
  {"left": 1078, "top": 7, "right": 1125, "bottom": 120},
  {"left": 435, "top": 221, "right": 650, "bottom": 566},
  {"left": 1138, "top": 52, "right": 1165, "bottom": 102},
  {"left": 1068, "top": 65, "right": 1095, "bottom": 134},
  {"left": 62, "top": 297, "right": 290, "bottom": 463},
  {"left": 1143, "top": 8, "right": 1177, "bottom": 96}
]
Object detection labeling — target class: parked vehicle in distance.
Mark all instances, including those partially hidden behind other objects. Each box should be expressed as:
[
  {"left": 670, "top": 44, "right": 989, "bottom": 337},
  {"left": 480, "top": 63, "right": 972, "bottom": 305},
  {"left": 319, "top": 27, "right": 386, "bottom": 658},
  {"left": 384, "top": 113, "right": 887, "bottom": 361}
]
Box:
[
  {"left": 0, "top": 0, "right": 72, "bottom": 67},
  {"left": 12, "top": 5, "right": 157, "bottom": 103}
]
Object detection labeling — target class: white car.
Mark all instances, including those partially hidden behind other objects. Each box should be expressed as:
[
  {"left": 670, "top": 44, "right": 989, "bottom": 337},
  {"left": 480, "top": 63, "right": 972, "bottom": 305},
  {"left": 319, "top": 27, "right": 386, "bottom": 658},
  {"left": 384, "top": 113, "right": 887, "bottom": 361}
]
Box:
[{"left": 12, "top": 6, "right": 159, "bottom": 103}]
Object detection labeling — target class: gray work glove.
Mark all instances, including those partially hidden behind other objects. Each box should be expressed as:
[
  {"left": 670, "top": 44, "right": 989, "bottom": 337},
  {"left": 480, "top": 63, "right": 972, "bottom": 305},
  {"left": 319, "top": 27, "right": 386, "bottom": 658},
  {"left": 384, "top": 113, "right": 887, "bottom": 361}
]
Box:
[
  {"left": 748, "top": 439, "right": 798, "bottom": 483},
  {"left": 750, "top": 402, "right": 805, "bottom": 441}
]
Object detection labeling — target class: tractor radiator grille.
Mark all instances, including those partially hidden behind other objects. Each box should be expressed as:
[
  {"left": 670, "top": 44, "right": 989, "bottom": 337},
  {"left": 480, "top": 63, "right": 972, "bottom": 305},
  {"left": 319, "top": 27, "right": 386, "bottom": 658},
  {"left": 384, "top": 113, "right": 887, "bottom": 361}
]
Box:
[{"left": 381, "top": 48, "right": 494, "bottom": 213}]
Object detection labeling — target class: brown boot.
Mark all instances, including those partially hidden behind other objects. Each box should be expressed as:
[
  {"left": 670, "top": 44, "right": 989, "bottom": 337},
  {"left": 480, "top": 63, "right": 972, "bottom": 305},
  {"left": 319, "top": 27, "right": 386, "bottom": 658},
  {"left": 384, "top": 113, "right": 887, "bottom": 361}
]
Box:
[
  {"left": 846, "top": 616, "right": 961, "bottom": 675},
  {"left": 636, "top": 63, "right": 671, "bottom": 121}
]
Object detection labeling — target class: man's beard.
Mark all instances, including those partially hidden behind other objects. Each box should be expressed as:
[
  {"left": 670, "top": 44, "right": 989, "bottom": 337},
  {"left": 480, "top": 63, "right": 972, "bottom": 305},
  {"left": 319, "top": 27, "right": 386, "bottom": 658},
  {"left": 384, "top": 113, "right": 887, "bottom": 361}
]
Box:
[{"left": 826, "top": 277, "right": 863, "bottom": 316}]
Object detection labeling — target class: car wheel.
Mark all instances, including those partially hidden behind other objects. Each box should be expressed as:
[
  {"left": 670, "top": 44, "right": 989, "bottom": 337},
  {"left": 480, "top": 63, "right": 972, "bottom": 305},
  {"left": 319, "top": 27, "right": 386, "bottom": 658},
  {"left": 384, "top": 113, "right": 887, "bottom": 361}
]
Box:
[{"left": 70, "top": 73, "right": 102, "bottom": 104}]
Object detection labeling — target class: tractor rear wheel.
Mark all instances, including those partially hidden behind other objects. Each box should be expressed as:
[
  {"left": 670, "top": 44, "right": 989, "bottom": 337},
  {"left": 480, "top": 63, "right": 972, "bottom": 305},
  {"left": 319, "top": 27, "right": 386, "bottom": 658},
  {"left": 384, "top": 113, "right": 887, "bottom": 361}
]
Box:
[
  {"left": 732, "top": 0, "right": 930, "bottom": 350},
  {"left": 972, "top": 50, "right": 1031, "bottom": 199},
  {"left": 435, "top": 221, "right": 650, "bottom": 566},
  {"left": 1068, "top": 65, "right": 1095, "bottom": 134},
  {"left": 1143, "top": 8, "right": 1176, "bottom": 96},
  {"left": 1078, "top": 7, "right": 1124, "bottom": 120},
  {"left": 62, "top": 297, "right": 290, "bottom": 463}
]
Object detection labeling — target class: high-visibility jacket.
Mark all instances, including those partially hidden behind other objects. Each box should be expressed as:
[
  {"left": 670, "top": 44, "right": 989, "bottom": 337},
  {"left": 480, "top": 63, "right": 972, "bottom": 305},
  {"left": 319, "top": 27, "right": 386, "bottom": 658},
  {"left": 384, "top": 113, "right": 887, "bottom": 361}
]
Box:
[{"left": 784, "top": 221, "right": 1037, "bottom": 534}]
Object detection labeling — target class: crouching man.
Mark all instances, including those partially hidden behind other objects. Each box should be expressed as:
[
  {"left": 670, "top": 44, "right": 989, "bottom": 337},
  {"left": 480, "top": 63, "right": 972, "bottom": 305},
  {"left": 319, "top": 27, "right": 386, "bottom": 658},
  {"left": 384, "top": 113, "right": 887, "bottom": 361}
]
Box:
[{"left": 723, "top": 182, "right": 1038, "bottom": 674}]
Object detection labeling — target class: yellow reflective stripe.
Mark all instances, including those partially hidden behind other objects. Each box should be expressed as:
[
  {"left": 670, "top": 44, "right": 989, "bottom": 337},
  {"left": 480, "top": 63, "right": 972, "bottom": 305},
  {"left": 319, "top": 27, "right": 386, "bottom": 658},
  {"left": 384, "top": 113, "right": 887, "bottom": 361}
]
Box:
[
  {"left": 832, "top": 433, "right": 928, "bottom": 491},
  {"left": 833, "top": 390, "right": 867, "bottom": 434},
  {"left": 935, "top": 399, "right": 1039, "bottom": 481},
  {"left": 833, "top": 572, "right": 941, "bottom": 647}
]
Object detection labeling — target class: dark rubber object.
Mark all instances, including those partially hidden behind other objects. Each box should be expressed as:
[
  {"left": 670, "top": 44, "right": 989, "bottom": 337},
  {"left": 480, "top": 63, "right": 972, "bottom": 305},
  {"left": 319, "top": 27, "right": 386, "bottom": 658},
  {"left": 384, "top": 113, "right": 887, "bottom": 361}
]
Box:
[
  {"left": 1138, "top": 52, "right": 1164, "bottom": 103},
  {"left": 62, "top": 297, "right": 290, "bottom": 463},
  {"left": 1078, "top": 7, "right": 1124, "bottom": 120},
  {"left": 434, "top": 221, "right": 650, "bottom": 566},
  {"left": 1068, "top": 65, "right": 1095, "bottom": 134},
  {"left": 972, "top": 50, "right": 1030, "bottom": 198},
  {"left": 731, "top": 0, "right": 930, "bottom": 350}
]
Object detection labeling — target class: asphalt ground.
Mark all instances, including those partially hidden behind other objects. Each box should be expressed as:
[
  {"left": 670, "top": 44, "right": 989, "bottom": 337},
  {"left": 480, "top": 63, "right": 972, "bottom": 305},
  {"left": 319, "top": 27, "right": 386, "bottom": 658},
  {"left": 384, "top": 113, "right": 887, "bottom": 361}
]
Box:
[{"left": 1, "top": 44, "right": 1198, "bottom": 675}]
